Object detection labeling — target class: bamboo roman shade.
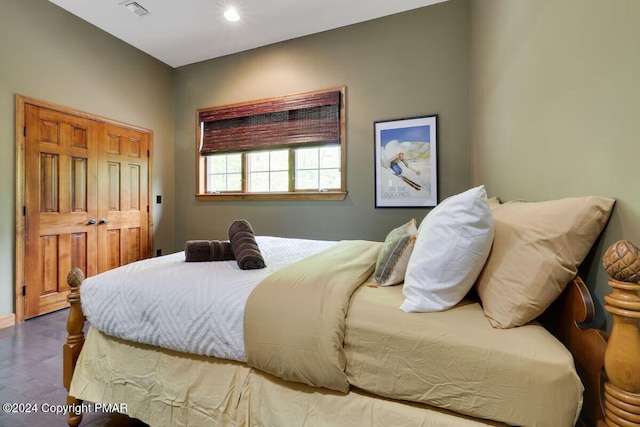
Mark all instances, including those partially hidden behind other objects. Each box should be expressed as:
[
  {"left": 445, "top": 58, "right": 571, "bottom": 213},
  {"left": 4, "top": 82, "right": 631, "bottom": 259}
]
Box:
[{"left": 199, "top": 89, "right": 342, "bottom": 155}]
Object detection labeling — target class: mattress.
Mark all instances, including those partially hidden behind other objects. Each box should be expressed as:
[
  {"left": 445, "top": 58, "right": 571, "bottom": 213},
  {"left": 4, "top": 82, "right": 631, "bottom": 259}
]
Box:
[
  {"left": 79, "top": 236, "right": 337, "bottom": 362},
  {"left": 345, "top": 283, "right": 584, "bottom": 427}
]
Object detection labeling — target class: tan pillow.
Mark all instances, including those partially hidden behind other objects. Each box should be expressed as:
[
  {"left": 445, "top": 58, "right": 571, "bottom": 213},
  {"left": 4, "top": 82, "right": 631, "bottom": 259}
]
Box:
[
  {"left": 487, "top": 196, "right": 502, "bottom": 210},
  {"left": 475, "top": 196, "right": 615, "bottom": 328}
]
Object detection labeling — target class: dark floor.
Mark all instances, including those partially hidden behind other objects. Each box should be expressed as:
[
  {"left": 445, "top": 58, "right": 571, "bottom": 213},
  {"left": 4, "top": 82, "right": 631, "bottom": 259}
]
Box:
[{"left": 0, "top": 309, "right": 147, "bottom": 426}]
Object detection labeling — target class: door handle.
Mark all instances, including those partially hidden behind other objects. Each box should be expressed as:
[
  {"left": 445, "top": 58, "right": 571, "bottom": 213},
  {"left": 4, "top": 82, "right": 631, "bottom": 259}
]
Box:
[
  {"left": 99, "top": 218, "right": 109, "bottom": 224},
  {"left": 88, "top": 219, "right": 96, "bottom": 225}
]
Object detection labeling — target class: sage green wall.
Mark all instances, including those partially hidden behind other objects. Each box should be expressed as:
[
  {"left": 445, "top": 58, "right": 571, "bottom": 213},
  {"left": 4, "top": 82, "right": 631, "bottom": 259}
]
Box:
[
  {"left": 470, "top": 0, "right": 640, "bottom": 326},
  {"left": 0, "top": 0, "right": 175, "bottom": 317},
  {"left": 174, "top": 0, "right": 471, "bottom": 245}
]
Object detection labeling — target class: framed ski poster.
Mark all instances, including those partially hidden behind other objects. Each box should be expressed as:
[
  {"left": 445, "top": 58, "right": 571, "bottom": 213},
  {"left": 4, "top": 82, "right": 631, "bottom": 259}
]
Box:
[{"left": 374, "top": 115, "right": 438, "bottom": 208}]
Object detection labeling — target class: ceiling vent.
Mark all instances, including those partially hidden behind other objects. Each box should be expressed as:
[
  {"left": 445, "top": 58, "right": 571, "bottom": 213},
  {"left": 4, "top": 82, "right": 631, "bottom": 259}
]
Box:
[{"left": 119, "top": 0, "right": 150, "bottom": 17}]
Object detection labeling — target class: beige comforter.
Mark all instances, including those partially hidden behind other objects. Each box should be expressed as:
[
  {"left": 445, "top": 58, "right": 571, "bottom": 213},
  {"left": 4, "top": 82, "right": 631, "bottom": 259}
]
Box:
[{"left": 244, "top": 240, "right": 382, "bottom": 393}]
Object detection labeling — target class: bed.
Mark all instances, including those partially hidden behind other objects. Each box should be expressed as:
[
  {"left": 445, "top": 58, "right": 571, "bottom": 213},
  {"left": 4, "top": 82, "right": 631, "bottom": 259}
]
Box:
[{"left": 62, "top": 191, "right": 640, "bottom": 427}]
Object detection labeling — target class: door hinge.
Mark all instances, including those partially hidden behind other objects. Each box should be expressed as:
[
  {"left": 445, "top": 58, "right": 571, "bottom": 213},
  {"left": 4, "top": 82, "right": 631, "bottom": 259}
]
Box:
[
  {"left": 23, "top": 206, "right": 27, "bottom": 216},
  {"left": 146, "top": 205, "right": 149, "bottom": 212},
  {"left": 23, "top": 126, "right": 26, "bottom": 137},
  {"left": 147, "top": 150, "right": 150, "bottom": 158},
  {"left": 22, "top": 285, "right": 26, "bottom": 296}
]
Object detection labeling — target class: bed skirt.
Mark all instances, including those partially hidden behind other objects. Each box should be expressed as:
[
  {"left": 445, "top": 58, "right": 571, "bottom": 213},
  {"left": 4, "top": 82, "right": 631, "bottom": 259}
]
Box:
[{"left": 70, "top": 327, "right": 506, "bottom": 427}]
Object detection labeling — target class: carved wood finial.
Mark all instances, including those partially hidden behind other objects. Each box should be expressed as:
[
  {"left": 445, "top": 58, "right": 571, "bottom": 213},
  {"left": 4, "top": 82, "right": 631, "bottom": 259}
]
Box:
[
  {"left": 602, "top": 241, "right": 640, "bottom": 426},
  {"left": 67, "top": 267, "right": 85, "bottom": 290},
  {"left": 603, "top": 240, "right": 640, "bottom": 283}
]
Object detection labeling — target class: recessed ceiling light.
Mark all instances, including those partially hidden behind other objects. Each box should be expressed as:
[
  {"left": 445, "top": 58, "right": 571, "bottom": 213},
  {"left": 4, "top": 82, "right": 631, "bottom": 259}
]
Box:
[{"left": 224, "top": 8, "right": 240, "bottom": 22}]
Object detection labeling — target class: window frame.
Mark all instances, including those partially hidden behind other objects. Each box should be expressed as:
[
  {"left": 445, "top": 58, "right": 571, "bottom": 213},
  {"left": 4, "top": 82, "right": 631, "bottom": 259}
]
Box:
[{"left": 195, "top": 87, "right": 347, "bottom": 201}]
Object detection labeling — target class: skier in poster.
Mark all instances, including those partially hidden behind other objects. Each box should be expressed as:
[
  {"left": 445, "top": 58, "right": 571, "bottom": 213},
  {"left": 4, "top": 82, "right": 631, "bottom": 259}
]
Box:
[{"left": 388, "top": 152, "right": 422, "bottom": 190}]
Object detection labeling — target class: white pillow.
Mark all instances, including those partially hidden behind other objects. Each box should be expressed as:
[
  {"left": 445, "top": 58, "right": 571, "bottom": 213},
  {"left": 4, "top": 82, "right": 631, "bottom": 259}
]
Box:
[{"left": 400, "top": 185, "right": 494, "bottom": 312}]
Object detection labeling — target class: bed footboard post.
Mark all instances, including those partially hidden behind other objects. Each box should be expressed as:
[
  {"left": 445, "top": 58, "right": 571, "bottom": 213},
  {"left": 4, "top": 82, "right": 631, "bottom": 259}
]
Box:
[
  {"left": 602, "top": 241, "right": 640, "bottom": 427},
  {"left": 63, "top": 267, "right": 86, "bottom": 427}
]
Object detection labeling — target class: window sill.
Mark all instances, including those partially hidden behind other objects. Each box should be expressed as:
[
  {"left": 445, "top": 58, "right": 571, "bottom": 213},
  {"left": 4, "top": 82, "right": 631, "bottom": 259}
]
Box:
[{"left": 195, "top": 191, "right": 348, "bottom": 202}]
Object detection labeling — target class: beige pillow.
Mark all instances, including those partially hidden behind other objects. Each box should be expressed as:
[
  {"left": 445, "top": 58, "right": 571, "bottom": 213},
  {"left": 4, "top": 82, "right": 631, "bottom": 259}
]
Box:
[
  {"left": 476, "top": 196, "right": 615, "bottom": 328},
  {"left": 487, "top": 196, "right": 502, "bottom": 210},
  {"left": 374, "top": 219, "right": 417, "bottom": 286}
]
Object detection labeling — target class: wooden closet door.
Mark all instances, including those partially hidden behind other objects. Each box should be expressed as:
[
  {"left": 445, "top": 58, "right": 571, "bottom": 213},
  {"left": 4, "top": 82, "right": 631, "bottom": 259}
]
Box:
[
  {"left": 23, "top": 105, "right": 98, "bottom": 318},
  {"left": 97, "top": 124, "right": 150, "bottom": 273}
]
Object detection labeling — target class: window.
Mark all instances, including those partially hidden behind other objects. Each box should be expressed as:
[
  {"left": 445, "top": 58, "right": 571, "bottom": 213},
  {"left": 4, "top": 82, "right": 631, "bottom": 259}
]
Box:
[
  {"left": 295, "top": 146, "right": 341, "bottom": 190},
  {"left": 196, "top": 88, "right": 347, "bottom": 201},
  {"left": 206, "top": 153, "right": 242, "bottom": 192},
  {"left": 205, "top": 146, "right": 342, "bottom": 195},
  {"left": 248, "top": 150, "right": 288, "bottom": 192}
]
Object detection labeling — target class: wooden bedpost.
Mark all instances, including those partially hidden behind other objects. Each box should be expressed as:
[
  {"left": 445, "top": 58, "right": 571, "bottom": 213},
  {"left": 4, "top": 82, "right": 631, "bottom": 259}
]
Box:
[
  {"left": 602, "top": 240, "right": 640, "bottom": 427},
  {"left": 63, "top": 267, "right": 86, "bottom": 427}
]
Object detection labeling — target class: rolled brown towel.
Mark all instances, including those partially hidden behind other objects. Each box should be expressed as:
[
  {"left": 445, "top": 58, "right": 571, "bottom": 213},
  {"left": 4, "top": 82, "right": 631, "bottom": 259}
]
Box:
[
  {"left": 185, "top": 240, "right": 235, "bottom": 262},
  {"left": 228, "top": 220, "right": 266, "bottom": 270},
  {"left": 213, "top": 241, "right": 235, "bottom": 261},
  {"left": 185, "top": 240, "right": 210, "bottom": 262}
]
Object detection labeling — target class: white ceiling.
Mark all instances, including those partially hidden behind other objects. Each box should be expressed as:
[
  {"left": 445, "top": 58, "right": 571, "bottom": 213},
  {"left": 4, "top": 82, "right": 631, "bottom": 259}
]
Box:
[{"left": 48, "top": 0, "right": 447, "bottom": 68}]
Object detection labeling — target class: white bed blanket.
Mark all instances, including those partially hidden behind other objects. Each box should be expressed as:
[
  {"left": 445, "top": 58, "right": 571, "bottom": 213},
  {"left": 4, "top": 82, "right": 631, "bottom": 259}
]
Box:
[{"left": 81, "top": 236, "right": 337, "bottom": 362}]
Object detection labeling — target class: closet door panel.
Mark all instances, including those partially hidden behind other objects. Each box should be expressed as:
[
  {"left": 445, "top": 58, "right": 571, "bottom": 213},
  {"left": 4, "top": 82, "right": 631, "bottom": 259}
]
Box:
[
  {"left": 23, "top": 105, "right": 98, "bottom": 318},
  {"left": 97, "top": 124, "right": 149, "bottom": 274}
]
